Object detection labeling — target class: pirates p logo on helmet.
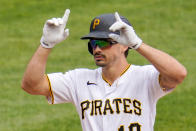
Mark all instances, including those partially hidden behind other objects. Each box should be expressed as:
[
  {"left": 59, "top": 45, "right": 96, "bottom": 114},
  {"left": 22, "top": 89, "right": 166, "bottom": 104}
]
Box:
[{"left": 93, "top": 19, "right": 100, "bottom": 29}]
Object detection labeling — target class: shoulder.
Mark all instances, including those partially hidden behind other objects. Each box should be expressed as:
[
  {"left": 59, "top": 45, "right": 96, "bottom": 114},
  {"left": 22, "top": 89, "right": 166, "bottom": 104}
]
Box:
[
  {"left": 48, "top": 68, "right": 101, "bottom": 81},
  {"left": 129, "top": 65, "right": 159, "bottom": 79},
  {"left": 65, "top": 68, "right": 101, "bottom": 78},
  {"left": 130, "top": 64, "right": 157, "bottom": 72},
  {"left": 67, "top": 68, "right": 100, "bottom": 74}
]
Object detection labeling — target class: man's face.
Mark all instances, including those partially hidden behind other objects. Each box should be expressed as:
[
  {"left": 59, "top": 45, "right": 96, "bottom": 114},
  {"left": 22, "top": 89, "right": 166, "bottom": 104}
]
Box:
[{"left": 91, "top": 40, "right": 128, "bottom": 67}]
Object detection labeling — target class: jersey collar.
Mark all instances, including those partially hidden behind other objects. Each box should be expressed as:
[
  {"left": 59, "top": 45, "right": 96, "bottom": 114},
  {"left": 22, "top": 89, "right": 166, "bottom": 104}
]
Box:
[{"left": 102, "top": 64, "right": 131, "bottom": 86}]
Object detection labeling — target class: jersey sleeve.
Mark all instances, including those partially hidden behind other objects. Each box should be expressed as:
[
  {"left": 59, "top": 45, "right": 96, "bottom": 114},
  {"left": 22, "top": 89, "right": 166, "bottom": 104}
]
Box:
[
  {"left": 46, "top": 70, "right": 77, "bottom": 104},
  {"left": 146, "top": 65, "right": 173, "bottom": 101}
]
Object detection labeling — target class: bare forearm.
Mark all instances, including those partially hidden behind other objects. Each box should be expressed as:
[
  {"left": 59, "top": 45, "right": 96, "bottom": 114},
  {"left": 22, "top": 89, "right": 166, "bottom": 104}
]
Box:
[
  {"left": 22, "top": 46, "right": 51, "bottom": 94},
  {"left": 137, "top": 43, "right": 187, "bottom": 83}
]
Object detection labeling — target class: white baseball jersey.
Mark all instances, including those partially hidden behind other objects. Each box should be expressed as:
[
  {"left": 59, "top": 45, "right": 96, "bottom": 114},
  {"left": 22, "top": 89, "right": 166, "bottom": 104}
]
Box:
[{"left": 47, "top": 64, "right": 173, "bottom": 131}]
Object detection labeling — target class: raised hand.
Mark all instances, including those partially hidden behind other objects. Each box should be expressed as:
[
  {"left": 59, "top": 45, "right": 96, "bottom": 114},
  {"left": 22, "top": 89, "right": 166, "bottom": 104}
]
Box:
[
  {"left": 40, "top": 9, "right": 70, "bottom": 48},
  {"left": 109, "top": 12, "right": 142, "bottom": 49}
]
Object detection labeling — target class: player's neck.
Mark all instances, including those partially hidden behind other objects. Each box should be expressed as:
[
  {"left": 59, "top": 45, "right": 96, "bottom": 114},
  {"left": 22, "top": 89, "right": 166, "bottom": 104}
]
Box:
[{"left": 102, "top": 60, "right": 129, "bottom": 85}]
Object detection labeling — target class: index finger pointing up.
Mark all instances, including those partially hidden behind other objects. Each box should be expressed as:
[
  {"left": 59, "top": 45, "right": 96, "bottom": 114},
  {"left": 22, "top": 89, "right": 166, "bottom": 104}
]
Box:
[
  {"left": 114, "top": 12, "right": 122, "bottom": 22},
  {"left": 62, "top": 9, "right": 70, "bottom": 26}
]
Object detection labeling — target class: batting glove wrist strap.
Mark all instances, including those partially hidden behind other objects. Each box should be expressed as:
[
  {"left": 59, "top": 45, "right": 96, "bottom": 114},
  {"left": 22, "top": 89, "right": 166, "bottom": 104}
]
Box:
[
  {"left": 109, "top": 12, "right": 142, "bottom": 50},
  {"left": 40, "top": 9, "right": 70, "bottom": 49},
  {"left": 40, "top": 37, "right": 56, "bottom": 48}
]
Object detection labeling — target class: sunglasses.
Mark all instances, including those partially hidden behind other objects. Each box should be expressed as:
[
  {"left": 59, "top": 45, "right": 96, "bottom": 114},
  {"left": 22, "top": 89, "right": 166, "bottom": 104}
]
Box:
[{"left": 89, "top": 40, "right": 117, "bottom": 49}]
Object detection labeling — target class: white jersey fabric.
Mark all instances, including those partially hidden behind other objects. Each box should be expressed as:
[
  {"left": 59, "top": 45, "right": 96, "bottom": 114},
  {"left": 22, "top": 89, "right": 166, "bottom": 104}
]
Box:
[{"left": 47, "top": 65, "right": 172, "bottom": 131}]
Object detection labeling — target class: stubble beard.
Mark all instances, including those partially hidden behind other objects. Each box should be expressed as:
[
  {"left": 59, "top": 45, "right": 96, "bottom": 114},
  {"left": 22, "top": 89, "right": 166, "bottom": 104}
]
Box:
[
  {"left": 94, "top": 53, "right": 107, "bottom": 67},
  {"left": 95, "top": 61, "right": 107, "bottom": 67}
]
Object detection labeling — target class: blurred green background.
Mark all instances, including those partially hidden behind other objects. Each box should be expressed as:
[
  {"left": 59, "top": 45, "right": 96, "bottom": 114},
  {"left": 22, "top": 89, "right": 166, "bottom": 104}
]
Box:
[{"left": 0, "top": 0, "right": 195, "bottom": 130}]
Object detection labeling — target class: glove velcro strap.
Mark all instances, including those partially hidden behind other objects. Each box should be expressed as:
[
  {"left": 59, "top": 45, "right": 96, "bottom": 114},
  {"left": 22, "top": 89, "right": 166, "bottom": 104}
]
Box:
[
  {"left": 129, "top": 39, "right": 142, "bottom": 50},
  {"left": 40, "top": 37, "right": 55, "bottom": 49}
]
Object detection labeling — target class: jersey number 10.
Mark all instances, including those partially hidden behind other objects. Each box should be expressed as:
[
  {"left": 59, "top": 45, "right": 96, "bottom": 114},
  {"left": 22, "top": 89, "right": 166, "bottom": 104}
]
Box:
[{"left": 118, "top": 123, "right": 141, "bottom": 131}]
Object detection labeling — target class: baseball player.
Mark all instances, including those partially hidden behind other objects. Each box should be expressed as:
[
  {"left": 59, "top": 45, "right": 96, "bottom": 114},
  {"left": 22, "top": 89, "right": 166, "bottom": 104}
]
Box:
[{"left": 22, "top": 9, "right": 187, "bottom": 131}]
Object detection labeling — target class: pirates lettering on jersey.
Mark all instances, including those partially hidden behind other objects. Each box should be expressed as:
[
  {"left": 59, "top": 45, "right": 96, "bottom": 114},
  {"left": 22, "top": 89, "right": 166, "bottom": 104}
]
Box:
[{"left": 81, "top": 98, "right": 142, "bottom": 119}]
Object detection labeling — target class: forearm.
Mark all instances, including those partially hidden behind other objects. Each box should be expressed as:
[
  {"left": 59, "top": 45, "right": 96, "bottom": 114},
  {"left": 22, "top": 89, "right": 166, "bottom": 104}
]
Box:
[
  {"left": 136, "top": 43, "right": 187, "bottom": 84},
  {"left": 22, "top": 46, "right": 51, "bottom": 94},
  {"left": 22, "top": 9, "right": 70, "bottom": 96},
  {"left": 108, "top": 13, "right": 187, "bottom": 88}
]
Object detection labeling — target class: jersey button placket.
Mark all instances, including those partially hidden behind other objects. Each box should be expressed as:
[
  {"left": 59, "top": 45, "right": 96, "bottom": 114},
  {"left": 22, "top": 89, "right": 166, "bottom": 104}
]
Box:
[
  {"left": 105, "top": 79, "right": 119, "bottom": 95},
  {"left": 102, "top": 106, "right": 113, "bottom": 131}
]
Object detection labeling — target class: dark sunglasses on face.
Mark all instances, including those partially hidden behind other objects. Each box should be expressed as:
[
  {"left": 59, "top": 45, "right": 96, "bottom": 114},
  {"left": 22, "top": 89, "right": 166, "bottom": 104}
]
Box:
[{"left": 89, "top": 40, "right": 118, "bottom": 49}]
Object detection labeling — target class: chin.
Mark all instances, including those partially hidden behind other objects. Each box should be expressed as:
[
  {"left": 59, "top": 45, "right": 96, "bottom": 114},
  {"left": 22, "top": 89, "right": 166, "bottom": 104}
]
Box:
[{"left": 95, "top": 61, "right": 107, "bottom": 67}]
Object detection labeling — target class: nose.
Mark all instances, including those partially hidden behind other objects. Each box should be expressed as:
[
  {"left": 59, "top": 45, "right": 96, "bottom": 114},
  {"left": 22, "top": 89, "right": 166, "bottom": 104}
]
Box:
[{"left": 93, "top": 45, "right": 102, "bottom": 54}]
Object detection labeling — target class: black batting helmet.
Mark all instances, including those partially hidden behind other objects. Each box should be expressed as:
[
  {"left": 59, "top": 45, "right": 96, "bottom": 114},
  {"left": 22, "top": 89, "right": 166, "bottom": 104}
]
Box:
[{"left": 81, "top": 13, "right": 132, "bottom": 54}]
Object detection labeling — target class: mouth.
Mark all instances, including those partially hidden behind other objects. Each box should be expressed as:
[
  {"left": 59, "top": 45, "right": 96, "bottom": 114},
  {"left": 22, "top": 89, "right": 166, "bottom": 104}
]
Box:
[{"left": 94, "top": 54, "right": 105, "bottom": 61}]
